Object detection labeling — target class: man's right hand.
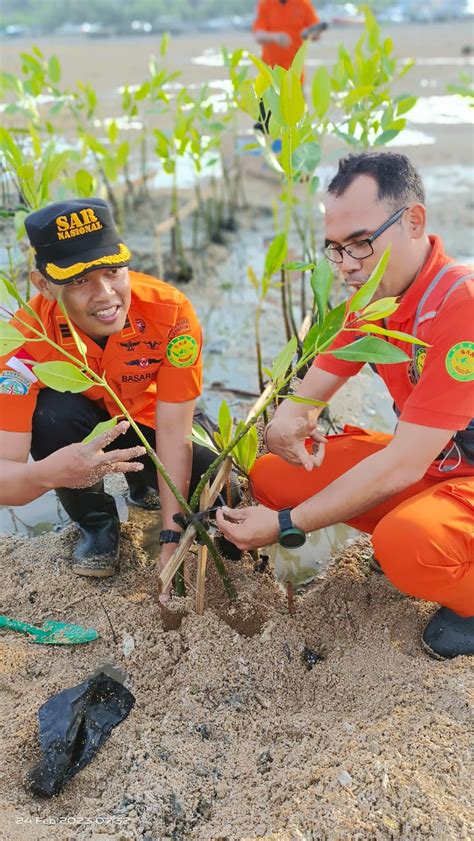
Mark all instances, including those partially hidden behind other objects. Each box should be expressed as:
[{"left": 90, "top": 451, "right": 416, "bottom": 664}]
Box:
[
  {"left": 274, "top": 31, "right": 291, "bottom": 47},
  {"left": 265, "top": 417, "right": 327, "bottom": 471},
  {"left": 40, "top": 420, "right": 146, "bottom": 489}
]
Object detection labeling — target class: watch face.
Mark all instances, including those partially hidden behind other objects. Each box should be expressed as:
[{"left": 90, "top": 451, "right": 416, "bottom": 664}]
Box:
[{"left": 280, "top": 530, "right": 306, "bottom": 548}]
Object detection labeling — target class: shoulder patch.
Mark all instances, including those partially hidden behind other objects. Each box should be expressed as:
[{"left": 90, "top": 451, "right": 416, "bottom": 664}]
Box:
[
  {"left": 166, "top": 334, "right": 198, "bottom": 368},
  {"left": 445, "top": 341, "right": 474, "bottom": 382},
  {"left": 0, "top": 369, "right": 32, "bottom": 395}
]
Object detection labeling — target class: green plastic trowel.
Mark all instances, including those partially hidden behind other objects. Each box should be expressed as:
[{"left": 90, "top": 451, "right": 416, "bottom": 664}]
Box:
[{"left": 0, "top": 614, "right": 99, "bottom": 645}]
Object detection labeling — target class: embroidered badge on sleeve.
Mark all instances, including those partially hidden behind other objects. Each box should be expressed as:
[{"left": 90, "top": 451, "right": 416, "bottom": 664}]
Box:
[
  {"left": 0, "top": 370, "right": 32, "bottom": 395},
  {"left": 166, "top": 335, "right": 199, "bottom": 368},
  {"left": 445, "top": 341, "right": 474, "bottom": 382}
]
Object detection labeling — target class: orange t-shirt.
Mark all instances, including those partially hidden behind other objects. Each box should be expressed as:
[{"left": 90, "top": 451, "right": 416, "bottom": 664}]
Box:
[
  {"left": 253, "top": 0, "right": 319, "bottom": 70},
  {"left": 0, "top": 271, "right": 203, "bottom": 434},
  {"left": 314, "top": 236, "right": 474, "bottom": 477}
]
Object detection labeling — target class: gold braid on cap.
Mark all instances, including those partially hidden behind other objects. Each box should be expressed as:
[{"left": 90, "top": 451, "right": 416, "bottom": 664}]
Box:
[{"left": 45, "top": 243, "right": 131, "bottom": 282}]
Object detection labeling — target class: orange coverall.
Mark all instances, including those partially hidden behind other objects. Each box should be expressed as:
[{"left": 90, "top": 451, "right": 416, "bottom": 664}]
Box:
[
  {"left": 250, "top": 237, "right": 474, "bottom": 616},
  {"left": 253, "top": 0, "right": 320, "bottom": 70}
]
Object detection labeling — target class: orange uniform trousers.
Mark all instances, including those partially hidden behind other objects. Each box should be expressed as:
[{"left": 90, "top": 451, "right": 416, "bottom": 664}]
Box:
[{"left": 250, "top": 426, "right": 474, "bottom": 617}]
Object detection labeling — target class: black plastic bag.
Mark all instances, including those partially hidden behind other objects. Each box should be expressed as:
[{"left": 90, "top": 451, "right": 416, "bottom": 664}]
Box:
[{"left": 27, "top": 665, "right": 135, "bottom": 798}]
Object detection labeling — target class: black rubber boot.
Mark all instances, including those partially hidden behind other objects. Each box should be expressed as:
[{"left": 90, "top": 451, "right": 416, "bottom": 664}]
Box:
[
  {"left": 56, "top": 488, "right": 120, "bottom": 578},
  {"left": 422, "top": 607, "right": 474, "bottom": 660},
  {"left": 126, "top": 479, "right": 161, "bottom": 511}
]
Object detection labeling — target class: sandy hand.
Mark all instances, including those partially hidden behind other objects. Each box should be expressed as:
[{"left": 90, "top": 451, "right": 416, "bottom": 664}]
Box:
[
  {"left": 274, "top": 31, "right": 291, "bottom": 47},
  {"left": 266, "top": 417, "right": 327, "bottom": 471},
  {"left": 45, "top": 420, "right": 146, "bottom": 489},
  {"left": 216, "top": 505, "right": 279, "bottom": 551}
]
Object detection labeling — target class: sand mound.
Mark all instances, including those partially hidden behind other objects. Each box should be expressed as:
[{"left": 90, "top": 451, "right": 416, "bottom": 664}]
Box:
[{"left": 0, "top": 524, "right": 472, "bottom": 841}]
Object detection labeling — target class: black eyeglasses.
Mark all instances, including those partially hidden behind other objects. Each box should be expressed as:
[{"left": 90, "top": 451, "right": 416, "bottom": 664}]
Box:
[{"left": 325, "top": 206, "right": 408, "bottom": 264}]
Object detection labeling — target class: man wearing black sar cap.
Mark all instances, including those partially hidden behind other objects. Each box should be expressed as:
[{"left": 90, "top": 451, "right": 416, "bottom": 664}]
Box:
[{"left": 0, "top": 198, "right": 236, "bottom": 582}]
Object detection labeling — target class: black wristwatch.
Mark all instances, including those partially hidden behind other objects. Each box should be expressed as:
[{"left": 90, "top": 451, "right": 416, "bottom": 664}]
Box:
[
  {"left": 159, "top": 529, "right": 181, "bottom": 545},
  {"left": 278, "top": 508, "right": 306, "bottom": 548}
]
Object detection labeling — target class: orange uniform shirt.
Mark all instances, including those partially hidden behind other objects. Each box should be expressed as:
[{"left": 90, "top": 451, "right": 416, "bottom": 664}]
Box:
[
  {"left": 0, "top": 271, "right": 202, "bottom": 434},
  {"left": 253, "top": 0, "right": 319, "bottom": 69},
  {"left": 314, "top": 236, "right": 474, "bottom": 477}
]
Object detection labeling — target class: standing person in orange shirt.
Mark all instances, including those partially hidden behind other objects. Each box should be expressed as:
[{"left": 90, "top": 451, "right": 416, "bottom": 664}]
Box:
[
  {"left": 0, "top": 199, "right": 238, "bottom": 581},
  {"left": 252, "top": 0, "right": 326, "bottom": 131},
  {"left": 253, "top": 0, "right": 323, "bottom": 72},
  {"left": 217, "top": 152, "right": 474, "bottom": 660}
]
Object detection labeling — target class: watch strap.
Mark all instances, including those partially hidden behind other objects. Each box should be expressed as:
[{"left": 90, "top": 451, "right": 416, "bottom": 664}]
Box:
[
  {"left": 159, "top": 529, "right": 181, "bottom": 545},
  {"left": 277, "top": 508, "right": 306, "bottom": 548},
  {"left": 278, "top": 507, "right": 294, "bottom": 532}
]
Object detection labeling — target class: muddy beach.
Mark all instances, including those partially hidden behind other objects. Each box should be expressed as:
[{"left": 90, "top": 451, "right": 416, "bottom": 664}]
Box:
[{"left": 1, "top": 19, "right": 474, "bottom": 841}]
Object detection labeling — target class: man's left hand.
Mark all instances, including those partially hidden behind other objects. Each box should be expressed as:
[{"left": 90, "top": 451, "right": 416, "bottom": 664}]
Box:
[{"left": 215, "top": 505, "right": 280, "bottom": 551}]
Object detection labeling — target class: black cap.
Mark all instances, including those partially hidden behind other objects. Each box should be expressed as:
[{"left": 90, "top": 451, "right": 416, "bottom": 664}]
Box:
[{"left": 25, "top": 198, "right": 131, "bottom": 285}]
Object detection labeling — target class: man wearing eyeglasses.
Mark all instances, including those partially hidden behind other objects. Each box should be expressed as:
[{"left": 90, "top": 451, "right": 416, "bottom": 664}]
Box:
[{"left": 217, "top": 151, "right": 474, "bottom": 660}]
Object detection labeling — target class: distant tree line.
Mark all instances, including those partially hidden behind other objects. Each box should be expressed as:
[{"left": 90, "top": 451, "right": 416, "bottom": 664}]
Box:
[{"left": 2, "top": 0, "right": 388, "bottom": 29}]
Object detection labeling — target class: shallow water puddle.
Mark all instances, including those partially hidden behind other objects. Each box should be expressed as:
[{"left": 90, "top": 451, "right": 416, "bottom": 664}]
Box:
[{"left": 408, "top": 95, "right": 474, "bottom": 125}]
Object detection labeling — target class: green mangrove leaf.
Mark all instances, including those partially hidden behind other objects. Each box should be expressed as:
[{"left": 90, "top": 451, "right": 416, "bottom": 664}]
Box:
[
  {"left": 218, "top": 399, "right": 233, "bottom": 447},
  {"left": 399, "top": 59, "right": 415, "bottom": 78},
  {"left": 311, "top": 66, "right": 331, "bottom": 119},
  {"left": 302, "top": 322, "right": 319, "bottom": 356},
  {"left": 48, "top": 55, "right": 61, "bottom": 84},
  {"left": 349, "top": 246, "right": 391, "bottom": 312},
  {"left": 264, "top": 86, "right": 284, "bottom": 126},
  {"left": 189, "top": 423, "right": 219, "bottom": 454},
  {"left": 238, "top": 79, "right": 260, "bottom": 120},
  {"left": 0, "top": 275, "right": 23, "bottom": 307},
  {"left": 32, "top": 361, "right": 93, "bottom": 393},
  {"left": 135, "top": 81, "right": 151, "bottom": 100},
  {"left": 75, "top": 169, "right": 94, "bottom": 197},
  {"left": 316, "top": 301, "right": 347, "bottom": 352},
  {"left": 283, "top": 261, "right": 315, "bottom": 271},
  {"left": 374, "top": 129, "right": 402, "bottom": 146},
  {"left": 291, "top": 42, "right": 307, "bottom": 80},
  {"left": 247, "top": 266, "right": 259, "bottom": 291},
  {"left": 108, "top": 121, "right": 118, "bottom": 145},
  {"left": 57, "top": 294, "right": 88, "bottom": 359},
  {"left": 395, "top": 95, "right": 417, "bottom": 116},
  {"left": 247, "top": 53, "right": 274, "bottom": 86},
  {"left": 271, "top": 335, "right": 297, "bottom": 382},
  {"left": 280, "top": 67, "right": 305, "bottom": 127},
  {"left": 356, "top": 323, "right": 429, "bottom": 346},
  {"left": 331, "top": 336, "right": 410, "bottom": 364},
  {"left": 160, "top": 32, "right": 170, "bottom": 57},
  {"left": 255, "top": 71, "right": 271, "bottom": 99},
  {"left": 154, "top": 129, "right": 169, "bottom": 158},
  {"left": 0, "top": 322, "right": 26, "bottom": 354},
  {"left": 232, "top": 425, "right": 258, "bottom": 474},
  {"left": 0, "top": 279, "right": 18, "bottom": 319},
  {"left": 84, "top": 133, "right": 107, "bottom": 155},
  {"left": 357, "top": 296, "right": 399, "bottom": 321},
  {"left": 14, "top": 210, "right": 27, "bottom": 240},
  {"left": 82, "top": 416, "right": 120, "bottom": 445},
  {"left": 264, "top": 232, "right": 287, "bottom": 279},
  {"left": 286, "top": 394, "right": 327, "bottom": 407},
  {"left": 310, "top": 260, "right": 333, "bottom": 326},
  {"left": 292, "top": 141, "right": 321, "bottom": 176}
]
